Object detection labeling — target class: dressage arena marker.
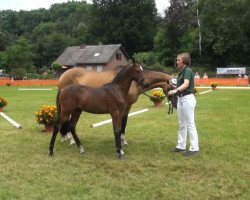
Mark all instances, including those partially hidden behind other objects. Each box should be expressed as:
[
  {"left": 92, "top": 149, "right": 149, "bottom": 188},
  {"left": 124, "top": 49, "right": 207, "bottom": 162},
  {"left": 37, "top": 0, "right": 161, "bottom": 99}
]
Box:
[
  {"left": 18, "top": 88, "right": 53, "bottom": 91},
  {"left": 199, "top": 89, "right": 212, "bottom": 95},
  {"left": 92, "top": 108, "right": 149, "bottom": 128},
  {"left": 0, "top": 112, "right": 22, "bottom": 129}
]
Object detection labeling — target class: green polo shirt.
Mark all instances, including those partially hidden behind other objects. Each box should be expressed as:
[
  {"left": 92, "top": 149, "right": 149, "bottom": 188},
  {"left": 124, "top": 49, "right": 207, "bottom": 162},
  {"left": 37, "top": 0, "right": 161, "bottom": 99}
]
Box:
[{"left": 177, "top": 66, "right": 194, "bottom": 93}]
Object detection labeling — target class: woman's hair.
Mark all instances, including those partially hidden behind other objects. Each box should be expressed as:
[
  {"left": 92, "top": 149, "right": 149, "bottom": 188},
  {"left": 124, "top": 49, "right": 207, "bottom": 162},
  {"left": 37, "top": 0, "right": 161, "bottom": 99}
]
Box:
[{"left": 177, "top": 53, "right": 191, "bottom": 65}]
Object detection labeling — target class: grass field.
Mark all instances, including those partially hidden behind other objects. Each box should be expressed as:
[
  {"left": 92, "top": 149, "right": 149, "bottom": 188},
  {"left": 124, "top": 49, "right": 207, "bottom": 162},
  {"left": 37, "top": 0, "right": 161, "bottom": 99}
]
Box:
[{"left": 0, "top": 86, "right": 249, "bottom": 199}]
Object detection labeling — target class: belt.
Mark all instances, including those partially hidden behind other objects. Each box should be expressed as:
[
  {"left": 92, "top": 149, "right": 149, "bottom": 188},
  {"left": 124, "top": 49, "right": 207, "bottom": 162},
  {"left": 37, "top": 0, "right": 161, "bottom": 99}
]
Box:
[{"left": 177, "top": 91, "right": 192, "bottom": 97}]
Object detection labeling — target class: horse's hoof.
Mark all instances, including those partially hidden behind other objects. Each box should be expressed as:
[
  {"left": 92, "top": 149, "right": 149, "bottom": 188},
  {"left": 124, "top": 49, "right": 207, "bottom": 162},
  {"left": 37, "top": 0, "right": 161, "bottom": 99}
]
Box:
[
  {"left": 120, "top": 149, "right": 125, "bottom": 155},
  {"left": 122, "top": 140, "right": 128, "bottom": 146},
  {"left": 117, "top": 149, "right": 125, "bottom": 159},
  {"left": 61, "top": 137, "right": 67, "bottom": 142},
  {"left": 117, "top": 153, "right": 125, "bottom": 159},
  {"left": 70, "top": 139, "right": 76, "bottom": 145},
  {"left": 79, "top": 145, "right": 84, "bottom": 154},
  {"left": 49, "top": 153, "right": 54, "bottom": 157}
]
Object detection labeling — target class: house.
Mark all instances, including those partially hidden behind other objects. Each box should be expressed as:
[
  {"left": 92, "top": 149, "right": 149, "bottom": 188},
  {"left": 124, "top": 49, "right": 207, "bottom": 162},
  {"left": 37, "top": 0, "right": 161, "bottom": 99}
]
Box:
[
  {"left": 0, "top": 69, "right": 8, "bottom": 78},
  {"left": 56, "top": 44, "right": 129, "bottom": 72}
]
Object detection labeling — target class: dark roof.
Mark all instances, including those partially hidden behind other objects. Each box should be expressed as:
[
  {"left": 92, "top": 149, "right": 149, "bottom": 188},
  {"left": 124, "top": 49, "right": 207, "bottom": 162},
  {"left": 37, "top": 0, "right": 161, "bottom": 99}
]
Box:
[{"left": 56, "top": 44, "right": 128, "bottom": 66}]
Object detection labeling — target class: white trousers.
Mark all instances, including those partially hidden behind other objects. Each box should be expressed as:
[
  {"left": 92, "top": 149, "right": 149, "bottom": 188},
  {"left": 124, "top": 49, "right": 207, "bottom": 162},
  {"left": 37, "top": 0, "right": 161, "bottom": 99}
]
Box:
[{"left": 176, "top": 94, "right": 199, "bottom": 151}]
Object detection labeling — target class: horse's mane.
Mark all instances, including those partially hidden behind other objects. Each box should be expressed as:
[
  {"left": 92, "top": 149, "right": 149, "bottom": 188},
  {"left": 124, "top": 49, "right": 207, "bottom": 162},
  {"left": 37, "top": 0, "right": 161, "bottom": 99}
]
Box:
[{"left": 103, "top": 65, "right": 130, "bottom": 86}]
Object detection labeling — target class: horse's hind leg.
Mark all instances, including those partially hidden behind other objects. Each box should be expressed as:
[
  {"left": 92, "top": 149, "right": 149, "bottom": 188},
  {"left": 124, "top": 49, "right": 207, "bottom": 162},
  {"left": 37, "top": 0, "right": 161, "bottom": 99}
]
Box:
[
  {"left": 69, "top": 109, "right": 84, "bottom": 154},
  {"left": 121, "top": 114, "right": 128, "bottom": 146},
  {"left": 111, "top": 111, "right": 124, "bottom": 159},
  {"left": 60, "top": 120, "right": 70, "bottom": 142},
  {"left": 49, "top": 124, "right": 61, "bottom": 156},
  {"left": 168, "top": 102, "right": 171, "bottom": 114},
  {"left": 60, "top": 120, "right": 76, "bottom": 145}
]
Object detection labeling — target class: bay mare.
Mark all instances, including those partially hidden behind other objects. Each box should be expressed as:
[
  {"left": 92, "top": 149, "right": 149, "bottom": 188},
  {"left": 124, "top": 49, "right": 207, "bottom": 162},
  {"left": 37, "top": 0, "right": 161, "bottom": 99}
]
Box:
[
  {"left": 58, "top": 65, "right": 172, "bottom": 146},
  {"left": 50, "top": 62, "right": 149, "bottom": 159}
]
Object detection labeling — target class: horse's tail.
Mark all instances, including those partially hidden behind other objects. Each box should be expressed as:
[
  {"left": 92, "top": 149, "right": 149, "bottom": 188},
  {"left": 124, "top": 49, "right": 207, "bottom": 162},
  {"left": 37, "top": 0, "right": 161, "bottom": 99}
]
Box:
[
  {"left": 57, "top": 89, "right": 70, "bottom": 137},
  {"left": 56, "top": 89, "right": 61, "bottom": 121}
]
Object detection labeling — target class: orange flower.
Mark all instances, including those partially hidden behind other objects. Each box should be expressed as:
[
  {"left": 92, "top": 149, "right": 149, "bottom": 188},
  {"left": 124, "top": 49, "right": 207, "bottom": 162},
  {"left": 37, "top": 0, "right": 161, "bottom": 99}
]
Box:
[{"left": 35, "top": 105, "right": 58, "bottom": 125}]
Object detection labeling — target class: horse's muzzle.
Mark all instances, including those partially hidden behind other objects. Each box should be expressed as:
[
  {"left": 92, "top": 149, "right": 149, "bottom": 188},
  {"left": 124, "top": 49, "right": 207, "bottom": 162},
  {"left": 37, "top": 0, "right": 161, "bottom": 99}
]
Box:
[{"left": 138, "top": 79, "right": 150, "bottom": 88}]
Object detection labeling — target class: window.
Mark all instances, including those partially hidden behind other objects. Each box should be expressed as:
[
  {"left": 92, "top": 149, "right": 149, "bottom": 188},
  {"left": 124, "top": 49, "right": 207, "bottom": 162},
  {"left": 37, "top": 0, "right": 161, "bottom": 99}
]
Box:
[
  {"left": 86, "top": 66, "right": 92, "bottom": 71},
  {"left": 94, "top": 52, "right": 100, "bottom": 57},
  {"left": 116, "top": 53, "right": 121, "bottom": 60},
  {"left": 97, "top": 65, "right": 103, "bottom": 72}
]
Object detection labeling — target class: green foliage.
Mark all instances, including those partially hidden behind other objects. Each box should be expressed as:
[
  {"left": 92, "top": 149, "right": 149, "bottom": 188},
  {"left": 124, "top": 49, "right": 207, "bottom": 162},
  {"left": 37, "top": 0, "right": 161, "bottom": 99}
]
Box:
[
  {"left": 51, "top": 61, "right": 62, "bottom": 71},
  {"left": 0, "top": 51, "right": 7, "bottom": 69},
  {"left": 5, "top": 37, "right": 34, "bottom": 73},
  {"left": 89, "top": 0, "right": 158, "bottom": 55},
  {"left": 0, "top": 0, "right": 249, "bottom": 73},
  {"left": 153, "top": 28, "right": 172, "bottom": 65},
  {"left": 132, "top": 52, "right": 156, "bottom": 66},
  {"left": 199, "top": 0, "right": 249, "bottom": 66},
  {"left": 0, "top": 86, "right": 249, "bottom": 199},
  {"left": 9, "top": 68, "right": 27, "bottom": 79},
  {"left": 154, "top": 0, "right": 197, "bottom": 66},
  {"left": 179, "top": 28, "right": 199, "bottom": 57}
]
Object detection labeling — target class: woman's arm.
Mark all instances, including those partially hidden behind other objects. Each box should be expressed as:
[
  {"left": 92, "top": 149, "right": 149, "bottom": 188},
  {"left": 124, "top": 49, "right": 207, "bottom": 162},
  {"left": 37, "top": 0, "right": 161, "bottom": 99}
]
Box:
[{"left": 168, "top": 79, "right": 190, "bottom": 95}]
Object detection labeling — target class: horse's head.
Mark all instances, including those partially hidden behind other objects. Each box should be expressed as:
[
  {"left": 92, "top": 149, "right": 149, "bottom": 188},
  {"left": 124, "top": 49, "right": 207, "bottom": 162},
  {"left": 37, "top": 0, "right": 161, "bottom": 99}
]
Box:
[
  {"left": 162, "top": 78, "right": 177, "bottom": 94},
  {"left": 131, "top": 58, "right": 149, "bottom": 88}
]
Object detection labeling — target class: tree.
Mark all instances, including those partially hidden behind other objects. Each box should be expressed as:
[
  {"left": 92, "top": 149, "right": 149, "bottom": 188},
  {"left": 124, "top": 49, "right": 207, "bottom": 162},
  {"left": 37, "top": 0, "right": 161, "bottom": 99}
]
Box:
[
  {"left": 132, "top": 51, "right": 156, "bottom": 67},
  {"left": 87, "top": 0, "right": 158, "bottom": 56},
  {"left": 154, "top": 0, "right": 197, "bottom": 66},
  {"left": 51, "top": 61, "right": 62, "bottom": 77},
  {"left": 5, "top": 37, "right": 34, "bottom": 73},
  {"left": 199, "top": 0, "right": 248, "bottom": 66}
]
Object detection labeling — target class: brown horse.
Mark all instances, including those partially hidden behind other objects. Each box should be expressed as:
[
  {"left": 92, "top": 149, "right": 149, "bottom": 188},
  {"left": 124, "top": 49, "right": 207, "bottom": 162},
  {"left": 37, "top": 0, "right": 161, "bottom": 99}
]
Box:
[
  {"left": 58, "top": 65, "right": 173, "bottom": 146},
  {"left": 49, "top": 62, "right": 149, "bottom": 159}
]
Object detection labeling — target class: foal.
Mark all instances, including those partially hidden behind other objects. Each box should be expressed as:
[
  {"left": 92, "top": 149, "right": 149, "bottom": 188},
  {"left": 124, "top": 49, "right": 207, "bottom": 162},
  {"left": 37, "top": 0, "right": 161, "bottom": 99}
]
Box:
[{"left": 49, "top": 62, "right": 149, "bottom": 159}]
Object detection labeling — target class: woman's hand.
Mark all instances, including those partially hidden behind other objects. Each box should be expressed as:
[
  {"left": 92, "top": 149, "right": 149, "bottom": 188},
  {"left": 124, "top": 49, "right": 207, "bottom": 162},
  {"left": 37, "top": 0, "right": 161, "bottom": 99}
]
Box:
[{"left": 168, "top": 89, "right": 178, "bottom": 96}]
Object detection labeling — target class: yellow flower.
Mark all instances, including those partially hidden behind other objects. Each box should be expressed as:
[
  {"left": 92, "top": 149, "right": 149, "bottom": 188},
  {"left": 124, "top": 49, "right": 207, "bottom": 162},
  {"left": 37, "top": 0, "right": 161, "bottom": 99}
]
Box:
[
  {"left": 149, "top": 90, "right": 166, "bottom": 102},
  {"left": 0, "top": 96, "right": 8, "bottom": 107},
  {"left": 211, "top": 82, "right": 217, "bottom": 87},
  {"left": 193, "top": 87, "right": 198, "bottom": 94},
  {"left": 35, "top": 105, "right": 58, "bottom": 125}
]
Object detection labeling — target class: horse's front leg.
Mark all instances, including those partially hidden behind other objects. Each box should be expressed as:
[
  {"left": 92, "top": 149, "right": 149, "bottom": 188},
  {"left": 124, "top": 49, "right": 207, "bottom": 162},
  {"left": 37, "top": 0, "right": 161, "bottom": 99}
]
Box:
[
  {"left": 168, "top": 101, "right": 171, "bottom": 114},
  {"left": 111, "top": 111, "right": 124, "bottom": 159}
]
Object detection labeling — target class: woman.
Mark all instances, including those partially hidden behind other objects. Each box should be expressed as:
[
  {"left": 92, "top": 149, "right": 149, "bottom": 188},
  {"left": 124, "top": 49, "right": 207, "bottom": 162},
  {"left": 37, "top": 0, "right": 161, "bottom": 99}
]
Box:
[{"left": 168, "top": 53, "right": 199, "bottom": 156}]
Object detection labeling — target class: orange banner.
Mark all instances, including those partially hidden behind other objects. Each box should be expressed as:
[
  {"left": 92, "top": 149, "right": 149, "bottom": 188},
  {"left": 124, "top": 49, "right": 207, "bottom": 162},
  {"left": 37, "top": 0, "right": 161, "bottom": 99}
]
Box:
[
  {"left": 0, "top": 79, "right": 58, "bottom": 86},
  {"left": 0, "top": 78, "right": 249, "bottom": 86}
]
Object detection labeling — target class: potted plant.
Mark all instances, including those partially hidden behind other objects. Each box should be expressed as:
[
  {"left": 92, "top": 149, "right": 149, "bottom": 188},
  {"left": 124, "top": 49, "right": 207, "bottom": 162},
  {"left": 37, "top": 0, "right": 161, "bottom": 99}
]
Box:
[
  {"left": 211, "top": 82, "right": 217, "bottom": 90},
  {"left": 193, "top": 87, "right": 198, "bottom": 95},
  {"left": 35, "top": 105, "right": 58, "bottom": 132},
  {"left": 0, "top": 96, "right": 8, "bottom": 112},
  {"left": 149, "top": 90, "right": 166, "bottom": 107}
]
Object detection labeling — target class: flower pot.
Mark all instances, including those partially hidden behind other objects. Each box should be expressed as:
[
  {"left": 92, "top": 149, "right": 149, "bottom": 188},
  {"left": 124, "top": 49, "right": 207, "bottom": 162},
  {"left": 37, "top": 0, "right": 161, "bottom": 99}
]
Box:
[
  {"left": 153, "top": 101, "right": 163, "bottom": 108},
  {"left": 44, "top": 124, "right": 54, "bottom": 133},
  {"left": 0, "top": 107, "right": 3, "bottom": 112}
]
